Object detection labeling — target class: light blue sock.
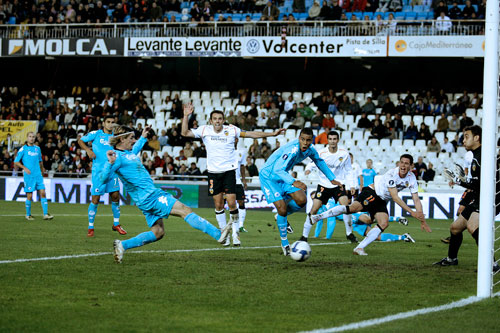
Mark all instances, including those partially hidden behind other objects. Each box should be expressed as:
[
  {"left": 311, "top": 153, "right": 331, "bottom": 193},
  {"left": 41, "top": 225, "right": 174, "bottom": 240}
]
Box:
[
  {"left": 88, "top": 203, "right": 98, "bottom": 229},
  {"left": 286, "top": 200, "right": 302, "bottom": 216},
  {"left": 389, "top": 217, "right": 398, "bottom": 222},
  {"left": 276, "top": 215, "right": 289, "bottom": 247},
  {"left": 184, "top": 212, "right": 220, "bottom": 240},
  {"left": 380, "top": 233, "right": 402, "bottom": 242},
  {"left": 111, "top": 201, "right": 120, "bottom": 226},
  {"left": 314, "top": 219, "right": 323, "bottom": 238},
  {"left": 326, "top": 218, "right": 337, "bottom": 239},
  {"left": 122, "top": 231, "right": 157, "bottom": 250},
  {"left": 41, "top": 198, "right": 48, "bottom": 215},
  {"left": 25, "top": 200, "right": 32, "bottom": 216}
]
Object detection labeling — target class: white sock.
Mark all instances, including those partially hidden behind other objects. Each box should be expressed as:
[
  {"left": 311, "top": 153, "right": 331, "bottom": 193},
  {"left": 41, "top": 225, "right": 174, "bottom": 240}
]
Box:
[
  {"left": 315, "top": 205, "right": 347, "bottom": 221},
  {"left": 356, "top": 227, "right": 382, "bottom": 250},
  {"left": 230, "top": 212, "right": 240, "bottom": 236},
  {"left": 215, "top": 210, "right": 226, "bottom": 229},
  {"left": 302, "top": 214, "right": 313, "bottom": 238},
  {"left": 343, "top": 214, "right": 353, "bottom": 235},
  {"left": 239, "top": 208, "right": 246, "bottom": 228}
]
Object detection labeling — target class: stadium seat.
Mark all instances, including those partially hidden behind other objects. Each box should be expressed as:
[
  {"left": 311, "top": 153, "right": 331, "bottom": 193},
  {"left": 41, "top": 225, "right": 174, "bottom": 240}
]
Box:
[
  {"left": 380, "top": 138, "right": 391, "bottom": 149},
  {"left": 413, "top": 5, "right": 424, "bottom": 12},
  {"left": 8, "top": 16, "right": 16, "bottom": 24},
  {"left": 255, "top": 158, "right": 265, "bottom": 169},
  {"left": 180, "top": 90, "right": 190, "bottom": 101},
  {"left": 423, "top": 116, "right": 434, "bottom": 127},
  {"left": 303, "top": 92, "right": 313, "bottom": 103},
  {"left": 211, "top": 92, "right": 220, "bottom": 100},
  {"left": 415, "top": 139, "right": 426, "bottom": 149},
  {"left": 413, "top": 115, "right": 424, "bottom": 126},
  {"left": 466, "top": 108, "right": 476, "bottom": 117},
  {"left": 221, "top": 91, "right": 230, "bottom": 99},
  {"left": 201, "top": 91, "right": 211, "bottom": 100},
  {"left": 191, "top": 91, "right": 200, "bottom": 100},
  {"left": 282, "top": 92, "right": 291, "bottom": 100}
]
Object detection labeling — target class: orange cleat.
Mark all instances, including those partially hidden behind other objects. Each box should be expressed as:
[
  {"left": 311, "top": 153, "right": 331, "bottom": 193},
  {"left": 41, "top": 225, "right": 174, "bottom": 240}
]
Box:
[
  {"left": 87, "top": 229, "right": 94, "bottom": 237},
  {"left": 112, "top": 225, "right": 127, "bottom": 235}
]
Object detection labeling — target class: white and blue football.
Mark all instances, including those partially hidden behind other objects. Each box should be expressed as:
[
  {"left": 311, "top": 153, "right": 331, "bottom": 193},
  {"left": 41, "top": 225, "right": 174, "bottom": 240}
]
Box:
[{"left": 290, "top": 241, "right": 311, "bottom": 262}]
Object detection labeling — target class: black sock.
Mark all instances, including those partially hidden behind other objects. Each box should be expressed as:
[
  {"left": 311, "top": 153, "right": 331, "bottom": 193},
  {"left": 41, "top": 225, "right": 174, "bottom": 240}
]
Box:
[
  {"left": 472, "top": 228, "right": 479, "bottom": 246},
  {"left": 448, "top": 232, "right": 463, "bottom": 260}
]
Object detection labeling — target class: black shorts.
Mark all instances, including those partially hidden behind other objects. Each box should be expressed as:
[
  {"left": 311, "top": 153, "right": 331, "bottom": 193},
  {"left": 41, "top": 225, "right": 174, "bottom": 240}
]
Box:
[
  {"left": 348, "top": 189, "right": 359, "bottom": 201},
  {"left": 208, "top": 170, "right": 236, "bottom": 196},
  {"left": 314, "top": 185, "right": 348, "bottom": 205},
  {"left": 235, "top": 184, "right": 245, "bottom": 201},
  {"left": 459, "top": 190, "right": 475, "bottom": 207},
  {"left": 356, "top": 187, "right": 388, "bottom": 222},
  {"left": 461, "top": 203, "right": 479, "bottom": 221}
]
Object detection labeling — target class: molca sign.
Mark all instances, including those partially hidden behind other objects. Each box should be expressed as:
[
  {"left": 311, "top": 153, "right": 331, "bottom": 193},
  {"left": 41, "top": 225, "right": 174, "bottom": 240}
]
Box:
[{"left": 2, "top": 38, "right": 123, "bottom": 56}]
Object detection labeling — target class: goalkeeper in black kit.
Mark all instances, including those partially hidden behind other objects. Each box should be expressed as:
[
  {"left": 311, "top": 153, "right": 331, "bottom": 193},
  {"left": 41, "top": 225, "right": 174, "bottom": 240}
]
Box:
[{"left": 434, "top": 125, "right": 500, "bottom": 272}]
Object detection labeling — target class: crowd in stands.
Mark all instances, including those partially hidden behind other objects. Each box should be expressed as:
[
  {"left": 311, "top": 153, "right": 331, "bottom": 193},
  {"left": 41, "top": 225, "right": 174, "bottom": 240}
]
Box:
[
  {"left": 0, "top": 86, "right": 482, "bottom": 182},
  {"left": 0, "top": 0, "right": 486, "bottom": 25}
]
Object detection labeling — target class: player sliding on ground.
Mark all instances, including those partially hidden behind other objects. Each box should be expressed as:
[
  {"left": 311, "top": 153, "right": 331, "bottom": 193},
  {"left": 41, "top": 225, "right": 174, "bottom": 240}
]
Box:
[
  {"left": 310, "top": 154, "right": 431, "bottom": 255},
  {"left": 78, "top": 115, "right": 126, "bottom": 237},
  {"left": 97, "top": 125, "right": 232, "bottom": 263},
  {"left": 14, "top": 132, "right": 53, "bottom": 220},
  {"left": 259, "top": 128, "right": 341, "bottom": 256}
]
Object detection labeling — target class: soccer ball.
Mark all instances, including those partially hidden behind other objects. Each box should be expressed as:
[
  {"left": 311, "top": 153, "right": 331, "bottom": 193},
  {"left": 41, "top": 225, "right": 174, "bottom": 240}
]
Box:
[{"left": 290, "top": 241, "right": 311, "bottom": 262}]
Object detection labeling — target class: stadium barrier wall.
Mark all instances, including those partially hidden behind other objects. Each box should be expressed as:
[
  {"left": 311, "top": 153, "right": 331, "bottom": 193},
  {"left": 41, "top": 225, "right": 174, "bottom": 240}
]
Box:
[
  {"left": 0, "top": 36, "right": 485, "bottom": 57},
  {"left": 2, "top": 176, "right": 498, "bottom": 220}
]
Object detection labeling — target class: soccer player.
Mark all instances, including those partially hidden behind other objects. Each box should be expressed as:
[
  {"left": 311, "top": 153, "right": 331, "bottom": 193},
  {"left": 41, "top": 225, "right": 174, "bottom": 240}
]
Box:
[
  {"left": 78, "top": 115, "right": 126, "bottom": 237},
  {"left": 311, "top": 154, "right": 431, "bottom": 256},
  {"left": 14, "top": 132, "right": 53, "bottom": 220},
  {"left": 300, "top": 130, "right": 358, "bottom": 243},
  {"left": 434, "top": 125, "right": 499, "bottom": 271},
  {"left": 235, "top": 139, "right": 248, "bottom": 234},
  {"left": 362, "top": 159, "right": 377, "bottom": 187},
  {"left": 349, "top": 153, "right": 363, "bottom": 200},
  {"left": 259, "top": 128, "right": 341, "bottom": 256},
  {"left": 181, "top": 104, "right": 285, "bottom": 247},
  {"left": 97, "top": 125, "right": 231, "bottom": 263}
]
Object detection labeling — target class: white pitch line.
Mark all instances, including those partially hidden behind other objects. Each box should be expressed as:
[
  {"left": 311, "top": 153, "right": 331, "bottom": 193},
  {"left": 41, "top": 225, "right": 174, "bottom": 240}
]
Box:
[
  {"left": 0, "top": 242, "right": 349, "bottom": 264},
  {"left": 300, "top": 291, "right": 500, "bottom": 333}
]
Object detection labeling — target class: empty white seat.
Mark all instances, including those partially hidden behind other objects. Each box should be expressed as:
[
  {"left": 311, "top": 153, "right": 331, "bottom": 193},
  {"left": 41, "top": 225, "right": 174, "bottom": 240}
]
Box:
[
  {"left": 160, "top": 90, "right": 170, "bottom": 99},
  {"left": 142, "top": 90, "right": 151, "bottom": 98},
  {"left": 191, "top": 91, "right": 200, "bottom": 100},
  {"left": 201, "top": 91, "right": 211, "bottom": 99},
  {"left": 292, "top": 91, "right": 302, "bottom": 101},
  {"left": 220, "top": 91, "right": 230, "bottom": 99},
  {"left": 415, "top": 139, "right": 426, "bottom": 148},
  {"left": 152, "top": 91, "right": 161, "bottom": 100},
  {"left": 180, "top": 90, "right": 190, "bottom": 100},
  {"left": 211, "top": 91, "right": 220, "bottom": 100},
  {"left": 413, "top": 115, "right": 424, "bottom": 126},
  {"left": 303, "top": 92, "right": 313, "bottom": 103},
  {"left": 281, "top": 92, "right": 292, "bottom": 100}
]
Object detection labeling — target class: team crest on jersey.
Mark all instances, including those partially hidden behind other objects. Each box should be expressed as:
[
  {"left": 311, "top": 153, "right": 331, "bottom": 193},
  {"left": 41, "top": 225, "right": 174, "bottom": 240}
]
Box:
[
  {"left": 339, "top": 157, "right": 343, "bottom": 162},
  {"left": 224, "top": 130, "right": 229, "bottom": 136},
  {"left": 317, "top": 192, "right": 322, "bottom": 198},
  {"left": 125, "top": 154, "right": 137, "bottom": 161},
  {"left": 389, "top": 180, "right": 395, "bottom": 186},
  {"left": 405, "top": 181, "right": 409, "bottom": 187},
  {"left": 472, "top": 164, "right": 476, "bottom": 171},
  {"left": 282, "top": 154, "right": 288, "bottom": 160},
  {"left": 363, "top": 200, "right": 369, "bottom": 206}
]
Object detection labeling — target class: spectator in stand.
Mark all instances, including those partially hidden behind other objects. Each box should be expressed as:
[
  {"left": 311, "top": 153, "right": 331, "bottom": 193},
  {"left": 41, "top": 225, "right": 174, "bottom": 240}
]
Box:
[
  {"left": 434, "top": 1, "right": 448, "bottom": 19},
  {"left": 415, "top": 99, "right": 430, "bottom": 114},
  {"left": 187, "top": 162, "right": 201, "bottom": 176},
  {"left": 422, "top": 162, "right": 435, "bottom": 182},
  {"left": 148, "top": 135, "right": 161, "bottom": 151},
  {"left": 403, "top": 120, "right": 418, "bottom": 140},
  {"left": 284, "top": 96, "right": 295, "bottom": 115},
  {"left": 175, "top": 150, "right": 188, "bottom": 164},
  {"left": 288, "top": 112, "right": 305, "bottom": 130},
  {"left": 361, "top": 97, "right": 376, "bottom": 114},
  {"left": 477, "top": 0, "right": 486, "bottom": 19},
  {"left": 246, "top": 156, "right": 259, "bottom": 177},
  {"left": 293, "top": 0, "right": 306, "bottom": 13},
  {"left": 349, "top": 99, "right": 361, "bottom": 115},
  {"left": 298, "top": 102, "right": 314, "bottom": 120},
  {"left": 362, "top": 159, "right": 377, "bottom": 186},
  {"left": 469, "top": 92, "right": 481, "bottom": 109},
  {"left": 202, "top": 1, "right": 213, "bottom": 21},
  {"left": 462, "top": 0, "right": 476, "bottom": 20},
  {"left": 381, "top": 97, "right": 395, "bottom": 114},
  {"left": 459, "top": 112, "right": 474, "bottom": 131},
  {"left": 414, "top": 156, "right": 427, "bottom": 179},
  {"left": 376, "top": 90, "right": 388, "bottom": 107},
  {"left": 449, "top": 113, "right": 460, "bottom": 132},
  {"left": 436, "top": 11, "right": 452, "bottom": 34},
  {"left": 183, "top": 142, "right": 194, "bottom": 158},
  {"left": 310, "top": 110, "right": 324, "bottom": 129},
  {"left": 190, "top": 2, "right": 202, "bottom": 21},
  {"left": 393, "top": 113, "right": 404, "bottom": 138},
  {"left": 43, "top": 113, "right": 58, "bottom": 133},
  {"left": 262, "top": 0, "right": 280, "bottom": 20},
  {"left": 436, "top": 113, "right": 449, "bottom": 133},
  {"left": 369, "top": 119, "right": 389, "bottom": 139},
  {"left": 441, "top": 137, "right": 455, "bottom": 153},
  {"left": 308, "top": 1, "right": 321, "bottom": 20},
  {"left": 427, "top": 136, "right": 441, "bottom": 152},
  {"left": 265, "top": 111, "right": 279, "bottom": 129},
  {"left": 339, "top": 95, "right": 350, "bottom": 114},
  {"left": 435, "top": 98, "right": 451, "bottom": 115},
  {"left": 322, "top": 113, "right": 336, "bottom": 129},
  {"left": 330, "top": 0, "right": 343, "bottom": 20},
  {"left": 357, "top": 112, "right": 372, "bottom": 130},
  {"left": 150, "top": 2, "right": 163, "bottom": 22},
  {"left": 315, "top": 127, "right": 329, "bottom": 144},
  {"left": 256, "top": 111, "right": 268, "bottom": 129},
  {"left": 226, "top": 110, "right": 237, "bottom": 125},
  {"left": 418, "top": 123, "right": 432, "bottom": 142},
  {"left": 448, "top": 1, "right": 462, "bottom": 19},
  {"left": 159, "top": 130, "right": 168, "bottom": 148}
]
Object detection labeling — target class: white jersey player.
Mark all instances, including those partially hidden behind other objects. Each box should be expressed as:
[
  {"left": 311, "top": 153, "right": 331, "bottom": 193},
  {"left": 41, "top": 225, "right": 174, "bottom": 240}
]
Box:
[
  {"left": 300, "top": 130, "right": 358, "bottom": 243},
  {"left": 235, "top": 144, "right": 248, "bottom": 233},
  {"left": 349, "top": 153, "right": 363, "bottom": 199},
  {"left": 311, "top": 154, "right": 431, "bottom": 256},
  {"left": 181, "top": 104, "right": 285, "bottom": 247}
]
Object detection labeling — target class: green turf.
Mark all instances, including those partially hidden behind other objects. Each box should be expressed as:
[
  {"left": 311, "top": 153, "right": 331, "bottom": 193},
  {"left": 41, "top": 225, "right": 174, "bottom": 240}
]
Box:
[{"left": 0, "top": 201, "right": 499, "bottom": 332}]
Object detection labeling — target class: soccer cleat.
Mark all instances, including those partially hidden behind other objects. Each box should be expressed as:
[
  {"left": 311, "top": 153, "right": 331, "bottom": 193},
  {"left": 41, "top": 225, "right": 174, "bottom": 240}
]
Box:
[
  {"left": 113, "top": 240, "right": 124, "bottom": 263},
  {"left": 353, "top": 247, "right": 368, "bottom": 256},
  {"left": 25, "top": 215, "right": 35, "bottom": 221},
  {"left": 223, "top": 236, "right": 231, "bottom": 247},
  {"left": 281, "top": 244, "right": 291, "bottom": 256},
  {"left": 299, "top": 236, "right": 308, "bottom": 242},
  {"left": 112, "top": 224, "right": 127, "bottom": 235},
  {"left": 218, "top": 221, "right": 233, "bottom": 245},
  {"left": 441, "top": 236, "right": 451, "bottom": 244},
  {"left": 87, "top": 229, "right": 94, "bottom": 237},
  {"left": 398, "top": 218, "right": 408, "bottom": 226},
  {"left": 403, "top": 233, "right": 415, "bottom": 243},
  {"left": 43, "top": 214, "right": 54, "bottom": 220},
  {"left": 346, "top": 233, "right": 358, "bottom": 243},
  {"left": 239, "top": 227, "right": 248, "bottom": 233},
  {"left": 286, "top": 222, "right": 294, "bottom": 234},
  {"left": 232, "top": 234, "right": 241, "bottom": 247},
  {"left": 433, "top": 257, "right": 458, "bottom": 266}
]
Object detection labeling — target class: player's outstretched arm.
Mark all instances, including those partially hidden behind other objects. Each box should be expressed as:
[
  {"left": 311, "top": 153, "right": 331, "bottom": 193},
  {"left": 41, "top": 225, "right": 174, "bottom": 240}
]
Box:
[
  {"left": 241, "top": 128, "right": 286, "bottom": 138},
  {"left": 131, "top": 126, "right": 150, "bottom": 154},
  {"left": 389, "top": 188, "right": 430, "bottom": 231},
  {"left": 181, "top": 103, "right": 195, "bottom": 138},
  {"left": 411, "top": 192, "right": 431, "bottom": 232}
]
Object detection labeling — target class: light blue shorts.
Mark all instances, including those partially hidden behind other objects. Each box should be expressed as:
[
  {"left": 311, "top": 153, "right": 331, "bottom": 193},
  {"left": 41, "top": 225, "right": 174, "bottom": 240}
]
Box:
[
  {"left": 259, "top": 175, "right": 301, "bottom": 204},
  {"left": 91, "top": 170, "right": 120, "bottom": 196},
  {"left": 353, "top": 222, "right": 369, "bottom": 237},
  {"left": 24, "top": 174, "right": 45, "bottom": 193},
  {"left": 140, "top": 190, "right": 178, "bottom": 228}
]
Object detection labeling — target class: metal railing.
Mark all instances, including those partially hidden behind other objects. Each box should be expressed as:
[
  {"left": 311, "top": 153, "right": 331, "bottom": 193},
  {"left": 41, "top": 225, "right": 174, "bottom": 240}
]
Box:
[{"left": 0, "top": 20, "right": 485, "bottom": 39}]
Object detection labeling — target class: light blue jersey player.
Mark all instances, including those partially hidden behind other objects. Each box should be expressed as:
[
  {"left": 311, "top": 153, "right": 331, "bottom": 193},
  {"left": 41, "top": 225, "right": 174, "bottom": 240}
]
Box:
[
  {"left": 96, "top": 125, "right": 231, "bottom": 264},
  {"left": 14, "top": 132, "right": 53, "bottom": 221},
  {"left": 78, "top": 116, "right": 126, "bottom": 237},
  {"left": 259, "top": 128, "right": 341, "bottom": 256}
]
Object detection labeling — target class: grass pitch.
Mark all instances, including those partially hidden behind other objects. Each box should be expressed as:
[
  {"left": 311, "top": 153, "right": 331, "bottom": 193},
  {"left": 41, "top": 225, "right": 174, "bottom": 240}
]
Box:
[{"left": 0, "top": 201, "right": 499, "bottom": 332}]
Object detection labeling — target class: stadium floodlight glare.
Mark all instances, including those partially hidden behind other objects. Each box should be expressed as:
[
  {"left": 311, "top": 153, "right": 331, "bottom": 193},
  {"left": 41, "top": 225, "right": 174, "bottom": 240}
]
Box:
[{"left": 477, "top": 0, "right": 499, "bottom": 298}]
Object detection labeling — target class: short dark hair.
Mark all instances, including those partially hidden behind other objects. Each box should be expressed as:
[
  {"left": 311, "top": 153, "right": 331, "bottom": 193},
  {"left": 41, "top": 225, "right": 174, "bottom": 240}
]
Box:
[
  {"left": 210, "top": 110, "right": 225, "bottom": 120},
  {"left": 300, "top": 128, "right": 314, "bottom": 137},
  {"left": 328, "top": 130, "right": 339, "bottom": 139},
  {"left": 103, "top": 115, "right": 115, "bottom": 122},
  {"left": 400, "top": 153, "right": 414, "bottom": 164},
  {"left": 464, "top": 125, "right": 482, "bottom": 143}
]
